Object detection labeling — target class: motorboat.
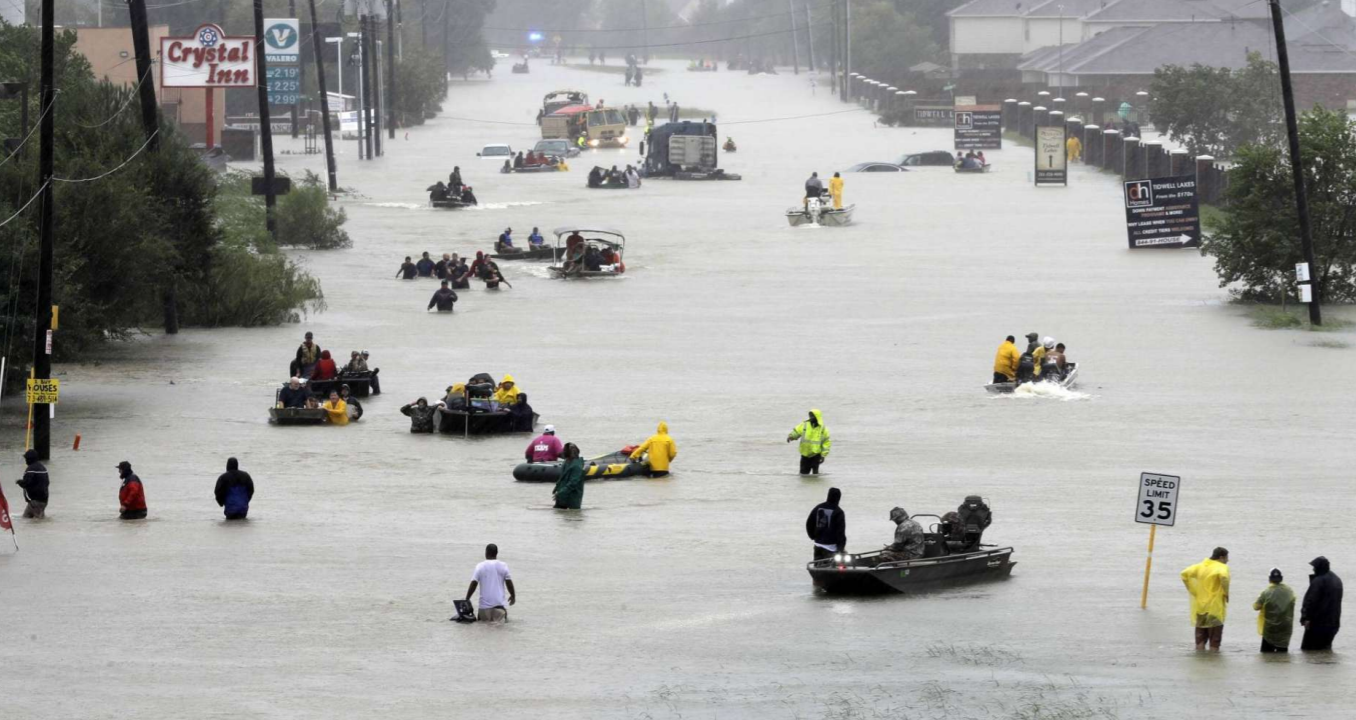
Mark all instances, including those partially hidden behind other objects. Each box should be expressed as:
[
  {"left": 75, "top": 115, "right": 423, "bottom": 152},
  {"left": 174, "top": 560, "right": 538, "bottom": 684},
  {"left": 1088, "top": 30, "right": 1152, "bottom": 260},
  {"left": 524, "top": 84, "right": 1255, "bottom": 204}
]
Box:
[
  {"left": 306, "top": 371, "right": 378, "bottom": 398},
  {"left": 436, "top": 407, "right": 537, "bottom": 436},
  {"left": 491, "top": 245, "right": 554, "bottom": 261},
  {"left": 954, "top": 163, "right": 991, "bottom": 174},
  {"left": 985, "top": 362, "right": 1079, "bottom": 394},
  {"left": 431, "top": 196, "right": 476, "bottom": 209},
  {"left": 549, "top": 226, "right": 626, "bottom": 279},
  {"left": 513, "top": 449, "right": 650, "bottom": 482},
  {"left": 808, "top": 546, "right": 1016, "bottom": 594},
  {"left": 787, "top": 196, "right": 854, "bottom": 227},
  {"left": 268, "top": 407, "right": 327, "bottom": 425}
]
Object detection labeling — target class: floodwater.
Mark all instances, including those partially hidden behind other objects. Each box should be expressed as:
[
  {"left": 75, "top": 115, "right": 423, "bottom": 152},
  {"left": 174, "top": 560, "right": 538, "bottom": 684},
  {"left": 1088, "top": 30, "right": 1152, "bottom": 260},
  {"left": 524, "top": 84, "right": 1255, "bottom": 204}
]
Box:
[{"left": 3, "top": 58, "right": 1355, "bottom": 719}]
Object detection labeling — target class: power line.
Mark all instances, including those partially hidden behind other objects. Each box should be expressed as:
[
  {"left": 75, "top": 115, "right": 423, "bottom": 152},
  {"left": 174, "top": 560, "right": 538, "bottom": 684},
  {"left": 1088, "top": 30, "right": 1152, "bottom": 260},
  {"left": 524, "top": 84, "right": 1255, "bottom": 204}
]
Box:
[
  {"left": 0, "top": 182, "right": 49, "bottom": 231},
  {"left": 53, "top": 129, "right": 159, "bottom": 184},
  {"left": 0, "top": 94, "right": 55, "bottom": 171}
]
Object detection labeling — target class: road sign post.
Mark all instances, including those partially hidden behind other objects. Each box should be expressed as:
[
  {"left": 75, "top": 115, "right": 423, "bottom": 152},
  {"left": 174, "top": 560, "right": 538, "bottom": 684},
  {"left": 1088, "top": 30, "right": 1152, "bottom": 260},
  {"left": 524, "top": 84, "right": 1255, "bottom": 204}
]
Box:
[{"left": 1136, "top": 472, "right": 1181, "bottom": 608}]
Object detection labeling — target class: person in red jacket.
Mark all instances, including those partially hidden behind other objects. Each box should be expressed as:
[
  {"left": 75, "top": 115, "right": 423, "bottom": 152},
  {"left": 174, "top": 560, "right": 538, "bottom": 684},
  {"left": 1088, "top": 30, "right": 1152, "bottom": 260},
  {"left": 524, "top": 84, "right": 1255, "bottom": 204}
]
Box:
[
  {"left": 117, "top": 461, "right": 146, "bottom": 520},
  {"left": 312, "top": 350, "right": 338, "bottom": 381}
]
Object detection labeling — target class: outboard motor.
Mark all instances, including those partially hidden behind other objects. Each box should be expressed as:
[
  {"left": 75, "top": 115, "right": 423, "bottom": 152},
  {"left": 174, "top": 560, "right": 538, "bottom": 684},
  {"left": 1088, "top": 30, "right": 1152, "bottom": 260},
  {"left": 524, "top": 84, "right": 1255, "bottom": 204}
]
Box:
[{"left": 807, "top": 196, "right": 824, "bottom": 224}]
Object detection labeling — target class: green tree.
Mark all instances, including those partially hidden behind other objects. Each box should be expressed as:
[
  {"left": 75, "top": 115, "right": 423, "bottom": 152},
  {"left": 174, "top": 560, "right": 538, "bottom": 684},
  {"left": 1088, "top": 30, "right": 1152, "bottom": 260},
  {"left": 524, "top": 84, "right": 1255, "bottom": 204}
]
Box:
[
  {"left": 850, "top": 1, "right": 940, "bottom": 81},
  {"left": 1150, "top": 52, "right": 1282, "bottom": 159},
  {"left": 1202, "top": 108, "right": 1356, "bottom": 303}
]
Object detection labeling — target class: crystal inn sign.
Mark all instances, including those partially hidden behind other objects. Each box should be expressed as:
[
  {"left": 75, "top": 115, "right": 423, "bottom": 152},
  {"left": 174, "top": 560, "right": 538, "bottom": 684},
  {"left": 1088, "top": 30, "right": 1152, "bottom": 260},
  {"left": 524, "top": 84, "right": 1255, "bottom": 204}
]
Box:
[{"left": 161, "top": 24, "right": 256, "bottom": 88}]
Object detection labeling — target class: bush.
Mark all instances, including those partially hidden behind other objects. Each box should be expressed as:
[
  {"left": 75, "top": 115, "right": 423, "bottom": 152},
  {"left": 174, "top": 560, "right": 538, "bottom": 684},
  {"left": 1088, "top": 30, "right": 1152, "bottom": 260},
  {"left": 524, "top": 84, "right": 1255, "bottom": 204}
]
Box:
[{"left": 278, "top": 171, "right": 351, "bottom": 249}]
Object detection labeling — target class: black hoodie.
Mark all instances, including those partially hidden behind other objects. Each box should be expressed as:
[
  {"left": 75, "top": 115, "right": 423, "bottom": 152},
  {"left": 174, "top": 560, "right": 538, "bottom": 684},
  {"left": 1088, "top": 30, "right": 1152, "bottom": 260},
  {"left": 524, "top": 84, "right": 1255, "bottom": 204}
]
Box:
[
  {"left": 214, "top": 458, "right": 255, "bottom": 508},
  {"left": 1302, "top": 556, "right": 1344, "bottom": 628},
  {"left": 17, "top": 449, "right": 48, "bottom": 503},
  {"left": 805, "top": 487, "right": 847, "bottom": 551}
]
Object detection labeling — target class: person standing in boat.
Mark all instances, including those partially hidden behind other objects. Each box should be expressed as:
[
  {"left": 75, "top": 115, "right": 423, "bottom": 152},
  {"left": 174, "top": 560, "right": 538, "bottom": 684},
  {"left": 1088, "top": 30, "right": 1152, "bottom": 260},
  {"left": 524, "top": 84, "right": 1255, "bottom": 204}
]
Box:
[
  {"left": 806, "top": 488, "right": 847, "bottom": 561},
  {"left": 787, "top": 409, "right": 830, "bottom": 475},
  {"left": 397, "top": 256, "right": 417, "bottom": 280},
  {"left": 828, "top": 172, "right": 844, "bottom": 210},
  {"left": 1043, "top": 341, "right": 1065, "bottom": 381},
  {"left": 295, "top": 331, "right": 321, "bottom": 378},
  {"left": 526, "top": 425, "right": 563, "bottom": 462},
  {"left": 993, "top": 335, "right": 1020, "bottom": 384},
  {"left": 427, "top": 281, "right": 458, "bottom": 312},
  {"left": 880, "top": 507, "right": 924, "bottom": 562},
  {"left": 448, "top": 166, "right": 463, "bottom": 195},
  {"left": 803, "top": 172, "right": 824, "bottom": 205},
  {"left": 629, "top": 422, "right": 677, "bottom": 477}
]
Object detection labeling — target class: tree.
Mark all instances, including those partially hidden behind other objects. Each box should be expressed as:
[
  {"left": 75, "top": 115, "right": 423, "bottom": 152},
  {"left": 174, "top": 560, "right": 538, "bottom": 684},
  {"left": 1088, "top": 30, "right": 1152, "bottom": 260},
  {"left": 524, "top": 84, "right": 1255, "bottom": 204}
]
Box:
[
  {"left": 1202, "top": 108, "right": 1356, "bottom": 303},
  {"left": 1149, "top": 52, "right": 1282, "bottom": 159},
  {"left": 850, "top": 1, "right": 940, "bottom": 81}
]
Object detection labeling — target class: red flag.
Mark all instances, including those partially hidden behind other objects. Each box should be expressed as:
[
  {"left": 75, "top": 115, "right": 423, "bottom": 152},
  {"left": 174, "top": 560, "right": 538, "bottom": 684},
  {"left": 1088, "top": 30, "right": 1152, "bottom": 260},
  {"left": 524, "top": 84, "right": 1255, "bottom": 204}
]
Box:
[{"left": 0, "top": 482, "right": 13, "bottom": 533}]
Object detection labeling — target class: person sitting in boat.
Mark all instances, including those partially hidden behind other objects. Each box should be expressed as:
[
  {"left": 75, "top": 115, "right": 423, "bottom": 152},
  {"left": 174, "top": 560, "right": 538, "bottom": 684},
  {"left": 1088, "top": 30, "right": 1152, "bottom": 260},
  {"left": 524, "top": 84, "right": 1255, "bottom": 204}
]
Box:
[
  {"left": 342, "top": 350, "right": 367, "bottom": 375},
  {"left": 583, "top": 245, "right": 603, "bottom": 272},
  {"left": 279, "top": 377, "right": 309, "bottom": 409},
  {"left": 494, "top": 375, "right": 520, "bottom": 407},
  {"left": 400, "top": 397, "right": 437, "bottom": 433},
  {"left": 397, "top": 256, "right": 417, "bottom": 280},
  {"left": 304, "top": 395, "right": 322, "bottom": 410},
  {"left": 416, "top": 252, "right": 436, "bottom": 277},
  {"left": 940, "top": 510, "right": 967, "bottom": 551},
  {"left": 1015, "top": 332, "right": 1039, "bottom": 384},
  {"left": 954, "top": 151, "right": 964, "bottom": 167},
  {"left": 312, "top": 350, "right": 338, "bottom": 381},
  {"left": 960, "top": 155, "right": 983, "bottom": 170},
  {"left": 599, "top": 246, "right": 620, "bottom": 267},
  {"left": 1038, "top": 338, "right": 1061, "bottom": 381},
  {"left": 723, "top": 137, "right": 736, "bottom": 152},
  {"left": 428, "top": 181, "right": 449, "bottom": 202},
  {"left": 496, "top": 228, "right": 522, "bottom": 254},
  {"left": 1031, "top": 336, "right": 1051, "bottom": 381},
  {"left": 563, "top": 233, "right": 587, "bottom": 274},
  {"left": 508, "top": 393, "right": 535, "bottom": 432},
  {"left": 428, "top": 280, "right": 458, "bottom": 312},
  {"left": 587, "top": 166, "right": 604, "bottom": 188},
  {"left": 460, "top": 185, "right": 478, "bottom": 205},
  {"left": 513, "top": 152, "right": 526, "bottom": 170},
  {"left": 528, "top": 227, "right": 545, "bottom": 247},
  {"left": 607, "top": 165, "right": 625, "bottom": 186},
  {"left": 438, "top": 384, "right": 468, "bottom": 412},
  {"left": 321, "top": 390, "right": 349, "bottom": 425},
  {"left": 879, "top": 507, "right": 925, "bottom": 563},
  {"left": 976, "top": 151, "right": 987, "bottom": 166},
  {"left": 525, "top": 424, "right": 563, "bottom": 462},
  {"left": 451, "top": 257, "right": 472, "bottom": 289},
  {"left": 1054, "top": 343, "right": 1069, "bottom": 374}
]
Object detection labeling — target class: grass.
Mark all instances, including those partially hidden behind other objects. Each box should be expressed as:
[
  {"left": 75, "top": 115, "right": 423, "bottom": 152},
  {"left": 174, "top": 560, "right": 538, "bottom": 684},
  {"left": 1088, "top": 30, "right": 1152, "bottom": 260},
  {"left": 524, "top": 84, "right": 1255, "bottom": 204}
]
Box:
[
  {"left": 925, "top": 642, "right": 1023, "bottom": 666},
  {"left": 1310, "top": 338, "right": 1350, "bottom": 349},
  {"left": 1246, "top": 304, "right": 1354, "bottom": 332},
  {"left": 568, "top": 64, "right": 665, "bottom": 76},
  {"left": 1199, "top": 203, "right": 1229, "bottom": 233}
]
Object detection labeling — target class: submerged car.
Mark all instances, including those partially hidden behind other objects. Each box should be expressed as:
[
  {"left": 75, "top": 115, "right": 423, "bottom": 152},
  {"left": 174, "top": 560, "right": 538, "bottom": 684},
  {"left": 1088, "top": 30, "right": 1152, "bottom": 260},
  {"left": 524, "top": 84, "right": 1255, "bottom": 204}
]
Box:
[
  {"left": 477, "top": 143, "right": 513, "bottom": 160},
  {"left": 846, "top": 162, "right": 907, "bottom": 172},
  {"left": 898, "top": 150, "right": 955, "bottom": 167}
]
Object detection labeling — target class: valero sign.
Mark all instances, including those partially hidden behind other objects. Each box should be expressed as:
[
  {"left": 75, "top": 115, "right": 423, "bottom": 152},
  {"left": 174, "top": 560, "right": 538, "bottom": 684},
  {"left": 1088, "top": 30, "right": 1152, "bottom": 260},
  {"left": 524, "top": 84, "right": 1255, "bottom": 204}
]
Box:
[{"left": 161, "top": 24, "right": 256, "bottom": 89}]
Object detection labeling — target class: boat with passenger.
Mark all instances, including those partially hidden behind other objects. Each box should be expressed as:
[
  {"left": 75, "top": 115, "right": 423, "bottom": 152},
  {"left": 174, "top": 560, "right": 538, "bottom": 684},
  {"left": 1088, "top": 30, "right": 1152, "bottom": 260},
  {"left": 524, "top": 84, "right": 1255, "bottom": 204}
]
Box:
[
  {"left": 787, "top": 196, "right": 854, "bottom": 227},
  {"left": 513, "top": 448, "right": 650, "bottom": 482},
  {"left": 549, "top": 226, "right": 626, "bottom": 278}
]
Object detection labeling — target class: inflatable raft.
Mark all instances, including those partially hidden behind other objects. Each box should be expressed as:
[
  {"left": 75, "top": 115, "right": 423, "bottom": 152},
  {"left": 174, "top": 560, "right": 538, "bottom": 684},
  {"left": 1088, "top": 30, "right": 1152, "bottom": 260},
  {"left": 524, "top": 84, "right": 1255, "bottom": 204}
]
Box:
[{"left": 513, "top": 449, "right": 650, "bottom": 482}]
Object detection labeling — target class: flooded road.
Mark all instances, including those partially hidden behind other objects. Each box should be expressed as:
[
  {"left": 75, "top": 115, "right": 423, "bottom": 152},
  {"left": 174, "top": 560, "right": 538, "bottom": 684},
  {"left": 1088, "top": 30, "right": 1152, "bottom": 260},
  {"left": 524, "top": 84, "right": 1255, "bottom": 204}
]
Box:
[{"left": 2, "top": 59, "right": 1354, "bottom": 718}]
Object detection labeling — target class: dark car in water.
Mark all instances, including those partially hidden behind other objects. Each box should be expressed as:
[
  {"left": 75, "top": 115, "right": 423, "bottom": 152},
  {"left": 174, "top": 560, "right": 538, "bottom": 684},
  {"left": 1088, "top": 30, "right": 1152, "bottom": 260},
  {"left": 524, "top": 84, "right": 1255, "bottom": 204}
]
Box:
[
  {"left": 898, "top": 150, "right": 956, "bottom": 167},
  {"left": 846, "top": 162, "right": 907, "bottom": 172}
]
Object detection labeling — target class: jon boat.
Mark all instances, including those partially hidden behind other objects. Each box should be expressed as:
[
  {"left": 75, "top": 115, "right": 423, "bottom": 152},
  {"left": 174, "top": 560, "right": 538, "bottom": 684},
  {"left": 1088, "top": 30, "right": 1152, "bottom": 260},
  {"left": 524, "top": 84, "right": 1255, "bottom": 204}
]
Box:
[
  {"left": 808, "top": 546, "right": 1017, "bottom": 594},
  {"left": 269, "top": 407, "right": 327, "bottom": 425},
  {"left": 985, "top": 362, "right": 1079, "bottom": 394},
  {"left": 307, "top": 371, "right": 378, "bottom": 398},
  {"left": 436, "top": 407, "right": 538, "bottom": 436},
  {"left": 491, "top": 245, "right": 554, "bottom": 261},
  {"left": 787, "top": 197, "right": 854, "bottom": 227},
  {"left": 954, "top": 163, "right": 991, "bottom": 174},
  {"left": 504, "top": 162, "right": 563, "bottom": 174},
  {"left": 513, "top": 449, "right": 650, "bottom": 482},
  {"left": 431, "top": 197, "right": 476, "bottom": 209}
]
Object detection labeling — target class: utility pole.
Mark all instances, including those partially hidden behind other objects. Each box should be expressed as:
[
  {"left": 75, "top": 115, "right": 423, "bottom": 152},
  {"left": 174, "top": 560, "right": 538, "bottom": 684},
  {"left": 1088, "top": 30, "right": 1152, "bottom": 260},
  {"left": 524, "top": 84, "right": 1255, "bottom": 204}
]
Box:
[
  {"left": 829, "top": 2, "right": 839, "bottom": 97},
  {"left": 307, "top": 0, "right": 337, "bottom": 191},
  {"left": 805, "top": 3, "right": 816, "bottom": 71},
  {"left": 641, "top": 0, "right": 650, "bottom": 64},
  {"left": 32, "top": 0, "right": 54, "bottom": 459},
  {"left": 373, "top": 36, "right": 383, "bottom": 156},
  {"left": 442, "top": 0, "right": 451, "bottom": 78},
  {"left": 128, "top": 0, "right": 174, "bottom": 333},
  {"left": 420, "top": 0, "right": 427, "bottom": 50},
  {"left": 1269, "top": 0, "right": 1322, "bottom": 324},
  {"left": 361, "top": 14, "right": 375, "bottom": 160},
  {"left": 843, "top": 0, "right": 852, "bottom": 102},
  {"left": 387, "top": 0, "right": 396, "bottom": 139},
  {"left": 788, "top": 0, "right": 800, "bottom": 75},
  {"left": 253, "top": 0, "right": 279, "bottom": 241},
  {"left": 289, "top": 0, "right": 300, "bottom": 138}
]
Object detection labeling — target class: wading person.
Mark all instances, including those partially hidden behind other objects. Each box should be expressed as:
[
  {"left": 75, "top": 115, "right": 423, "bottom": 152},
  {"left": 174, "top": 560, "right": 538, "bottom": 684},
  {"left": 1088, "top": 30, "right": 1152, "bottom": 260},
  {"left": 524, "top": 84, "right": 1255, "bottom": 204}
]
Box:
[
  {"left": 16, "top": 449, "right": 48, "bottom": 519},
  {"left": 993, "top": 335, "right": 1020, "bottom": 384},
  {"left": 787, "top": 410, "right": 830, "bottom": 475},
  {"left": 552, "top": 443, "right": 585, "bottom": 510},
  {"left": 1181, "top": 547, "right": 1231, "bottom": 651},
  {"left": 427, "top": 280, "right": 458, "bottom": 312},
  {"left": 214, "top": 457, "right": 254, "bottom": 521},
  {"left": 629, "top": 422, "right": 677, "bottom": 477},
  {"left": 805, "top": 487, "right": 846, "bottom": 561},
  {"left": 400, "top": 398, "right": 437, "bottom": 433},
  {"left": 465, "top": 543, "right": 516, "bottom": 622},
  {"left": 397, "top": 256, "right": 417, "bottom": 279},
  {"left": 1301, "top": 556, "right": 1343, "bottom": 651},
  {"left": 116, "top": 461, "right": 147, "bottom": 520},
  {"left": 1254, "top": 568, "right": 1295, "bottom": 653}
]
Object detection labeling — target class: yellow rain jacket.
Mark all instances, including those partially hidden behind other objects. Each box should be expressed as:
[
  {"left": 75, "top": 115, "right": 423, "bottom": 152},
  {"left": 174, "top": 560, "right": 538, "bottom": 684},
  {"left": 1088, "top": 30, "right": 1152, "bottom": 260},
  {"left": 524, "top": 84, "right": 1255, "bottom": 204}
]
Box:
[
  {"left": 828, "top": 175, "right": 844, "bottom": 209},
  {"left": 789, "top": 410, "right": 831, "bottom": 458},
  {"left": 323, "top": 398, "right": 350, "bottom": 426},
  {"left": 494, "top": 374, "right": 520, "bottom": 406},
  {"left": 1032, "top": 345, "right": 1047, "bottom": 378},
  {"left": 1181, "top": 558, "right": 1230, "bottom": 627},
  {"left": 1066, "top": 135, "right": 1082, "bottom": 162},
  {"left": 993, "top": 340, "right": 1021, "bottom": 380},
  {"left": 630, "top": 422, "right": 678, "bottom": 472}
]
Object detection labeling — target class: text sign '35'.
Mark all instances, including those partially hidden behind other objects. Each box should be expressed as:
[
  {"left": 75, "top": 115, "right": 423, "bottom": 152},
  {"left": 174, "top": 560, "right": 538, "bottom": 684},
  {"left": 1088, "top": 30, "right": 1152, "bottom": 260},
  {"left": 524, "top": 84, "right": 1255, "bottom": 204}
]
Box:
[{"left": 1136, "top": 472, "right": 1181, "bottom": 527}]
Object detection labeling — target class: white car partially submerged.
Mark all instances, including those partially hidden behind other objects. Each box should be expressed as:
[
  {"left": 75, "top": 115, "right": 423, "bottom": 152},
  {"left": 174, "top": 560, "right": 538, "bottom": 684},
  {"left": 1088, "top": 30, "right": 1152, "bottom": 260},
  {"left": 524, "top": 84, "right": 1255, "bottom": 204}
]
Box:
[{"left": 478, "top": 143, "right": 513, "bottom": 161}]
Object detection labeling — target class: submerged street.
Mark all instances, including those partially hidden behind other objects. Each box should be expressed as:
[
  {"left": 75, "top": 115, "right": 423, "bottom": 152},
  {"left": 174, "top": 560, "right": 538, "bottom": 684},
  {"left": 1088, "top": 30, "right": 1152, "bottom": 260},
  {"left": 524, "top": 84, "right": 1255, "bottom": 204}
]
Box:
[{"left": 2, "top": 59, "right": 1354, "bottom": 718}]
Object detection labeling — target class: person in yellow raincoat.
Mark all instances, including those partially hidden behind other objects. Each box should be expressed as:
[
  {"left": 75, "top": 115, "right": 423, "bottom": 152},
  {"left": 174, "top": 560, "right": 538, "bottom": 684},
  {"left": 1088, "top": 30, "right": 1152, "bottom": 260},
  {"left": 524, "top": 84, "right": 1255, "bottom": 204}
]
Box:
[
  {"left": 493, "top": 375, "right": 520, "bottom": 406},
  {"left": 1181, "top": 547, "right": 1231, "bottom": 650},
  {"left": 787, "top": 409, "right": 831, "bottom": 475},
  {"left": 322, "top": 390, "right": 350, "bottom": 426},
  {"left": 1066, "top": 134, "right": 1082, "bottom": 163},
  {"left": 993, "top": 335, "right": 1021, "bottom": 383},
  {"left": 828, "top": 172, "right": 844, "bottom": 210},
  {"left": 630, "top": 422, "right": 678, "bottom": 477}
]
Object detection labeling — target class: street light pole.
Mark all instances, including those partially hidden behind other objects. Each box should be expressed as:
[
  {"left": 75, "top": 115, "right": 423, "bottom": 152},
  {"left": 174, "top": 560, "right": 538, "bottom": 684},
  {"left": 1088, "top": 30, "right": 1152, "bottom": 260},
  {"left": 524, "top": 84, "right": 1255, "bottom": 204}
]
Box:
[{"left": 1057, "top": 4, "right": 1064, "bottom": 99}]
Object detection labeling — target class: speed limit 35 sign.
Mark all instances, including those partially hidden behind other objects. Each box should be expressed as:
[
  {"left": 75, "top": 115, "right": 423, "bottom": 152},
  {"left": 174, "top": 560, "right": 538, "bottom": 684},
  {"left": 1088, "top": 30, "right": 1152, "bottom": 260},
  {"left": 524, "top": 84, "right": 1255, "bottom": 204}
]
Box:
[{"left": 1136, "top": 472, "right": 1181, "bottom": 526}]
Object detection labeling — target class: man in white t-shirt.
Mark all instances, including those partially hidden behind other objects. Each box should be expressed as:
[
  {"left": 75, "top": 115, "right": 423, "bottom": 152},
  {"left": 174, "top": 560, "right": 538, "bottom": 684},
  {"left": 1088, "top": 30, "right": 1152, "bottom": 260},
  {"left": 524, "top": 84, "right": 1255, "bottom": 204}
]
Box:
[{"left": 465, "top": 543, "right": 517, "bottom": 622}]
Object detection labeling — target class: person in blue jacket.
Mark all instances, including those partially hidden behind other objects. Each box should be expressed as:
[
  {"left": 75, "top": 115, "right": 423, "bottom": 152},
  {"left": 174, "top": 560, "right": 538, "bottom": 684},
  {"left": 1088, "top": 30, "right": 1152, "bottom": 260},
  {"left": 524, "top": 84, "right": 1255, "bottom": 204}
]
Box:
[{"left": 214, "top": 457, "right": 255, "bottom": 520}]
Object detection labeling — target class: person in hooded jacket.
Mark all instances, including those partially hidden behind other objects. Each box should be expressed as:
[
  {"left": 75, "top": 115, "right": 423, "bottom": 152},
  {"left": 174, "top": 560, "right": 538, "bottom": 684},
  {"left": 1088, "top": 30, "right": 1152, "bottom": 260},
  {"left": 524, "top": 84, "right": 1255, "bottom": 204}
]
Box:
[
  {"left": 116, "top": 461, "right": 147, "bottom": 519},
  {"left": 1301, "top": 556, "right": 1343, "bottom": 651},
  {"left": 494, "top": 375, "right": 520, "bottom": 406},
  {"left": 828, "top": 172, "right": 844, "bottom": 209},
  {"left": 214, "top": 458, "right": 254, "bottom": 520},
  {"left": 993, "top": 335, "right": 1021, "bottom": 384},
  {"left": 1181, "top": 547, "right": 1231, "bottom": 651},
  {"left": 806, "top": 488, "right": 846, "bottom": 560},
  {"left": 880, "top": 507, "right": 924, "bottom": 562},
  {"left": 1254, "top": 567, "right": 1295, "bottom": 652},
  {"left": 552, "top": 443, "right": 585, "bottom": 509},
  {"left": 787, "top": 410, "right": 830, "bottom": 475},
  {"left": 401, "top": 398, "right": 437, "bottom": 433},
  {"left": 630, "top": 422, "right": 677, "bottom": 477},
  {"left": 507, "top": 393, "right": 536, "bottom": 432},
  {"left": 16, "top": 448, "right": 49, "bottom": 518}
]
